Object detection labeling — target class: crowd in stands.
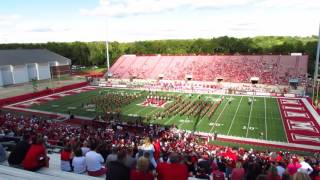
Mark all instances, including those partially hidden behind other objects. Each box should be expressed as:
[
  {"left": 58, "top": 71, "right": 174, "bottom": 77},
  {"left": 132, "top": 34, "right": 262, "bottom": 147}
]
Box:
[
  {"left": 109, "top": 55, "right": 308, "bottom": 85},
  {"left": 0, "top": 112, "right": 319, "bottom": 180}
]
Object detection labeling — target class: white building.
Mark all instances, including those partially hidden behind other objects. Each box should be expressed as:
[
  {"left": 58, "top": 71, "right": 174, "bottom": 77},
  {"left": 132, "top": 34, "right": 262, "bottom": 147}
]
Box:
[{"left": 0, "top": 49, "right": 71, "bottom": 86}]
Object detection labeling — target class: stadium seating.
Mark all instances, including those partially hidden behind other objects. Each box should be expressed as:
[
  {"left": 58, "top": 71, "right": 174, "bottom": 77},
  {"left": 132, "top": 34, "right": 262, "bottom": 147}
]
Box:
[{"left": 108, "top": 55, "right": 308, "bottom": 85}]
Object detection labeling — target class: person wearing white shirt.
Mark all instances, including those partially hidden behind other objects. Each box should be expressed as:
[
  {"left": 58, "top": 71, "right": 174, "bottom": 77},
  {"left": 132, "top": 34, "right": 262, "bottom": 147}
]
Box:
[
  {"left": 72, "top": 148, "right": 86, "bottom": 174},
  {"left": 85, "top": 142, "right": 106, "bottom": 176},
  {"left": 298, "top": 157, "right": 313, "bottom": 175},
  {"left": 276, "top": 162, "right": 285, "bottom": 178}
]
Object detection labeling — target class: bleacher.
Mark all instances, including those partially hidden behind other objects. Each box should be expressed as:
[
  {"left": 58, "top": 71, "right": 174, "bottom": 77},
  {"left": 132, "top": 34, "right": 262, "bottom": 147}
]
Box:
[
  {"left": 107, "top": 55, "right": 308, "bottom": 85},
  {"left": 0, "top": 153, "right": 104, "bottom": 180}
]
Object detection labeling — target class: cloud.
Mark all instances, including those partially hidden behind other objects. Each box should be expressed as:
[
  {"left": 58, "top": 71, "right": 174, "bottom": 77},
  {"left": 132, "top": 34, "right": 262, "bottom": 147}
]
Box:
[
  {"left": 80, "top": 0, "right": 253, "bottom": 17},
  {"left": 0, "top": 14, "right": 20, "bottom": 26},
  {"left": 26, "top": 27, "right": 69, "bottom": 33},
  {"left": 254, "top": 0, "right": 320, "bottom": 9}
]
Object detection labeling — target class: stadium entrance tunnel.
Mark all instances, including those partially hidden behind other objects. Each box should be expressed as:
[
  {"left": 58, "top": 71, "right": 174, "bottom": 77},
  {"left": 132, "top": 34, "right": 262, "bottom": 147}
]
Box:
[
  {"left": 250, "top": 77, "right": 259, "bottom": 84},
  {"left": 158, "top": 74, "right": 164, "bottom": 80},
  {"left": 217, "top": 77, "right": 223, "bottom": 83}
]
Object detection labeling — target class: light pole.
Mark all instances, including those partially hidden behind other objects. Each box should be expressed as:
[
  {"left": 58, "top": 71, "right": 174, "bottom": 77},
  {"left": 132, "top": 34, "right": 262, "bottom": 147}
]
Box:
[
  {"left": 313, "top": 24, "right": 320, "bottom": 105},
  {"left": 105, "top": 9, "right": 110, "bottom": 71}
]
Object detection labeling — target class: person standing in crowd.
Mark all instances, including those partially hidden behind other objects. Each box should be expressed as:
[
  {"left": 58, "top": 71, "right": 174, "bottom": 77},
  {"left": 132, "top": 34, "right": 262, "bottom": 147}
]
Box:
[
  {"left": 60, "top": 143, "right": 73, "bottom": 172},
  {"left": 22, "top": 134, "right": 49, "bottom": 171},
  {"left": 85, "top": 141, "right": 106, "bottom": 176},
  {"left": 106, "top": 150, "right": 130, "bottom": 180},
  {"left": 231, "top": 161, "right": 245, "bottom": 180},
  {"left": 156, "top": 152, "right": 188, "bottom": 180},
  {"left": 212, "top": 161, "right": 225, "bottom": 180},
  {"left": 298, "top": 157, "right": 313, "bottom": 175},
  {"left": 124, "top": 147, "right": 136, "bottom": 169},
  {"left": 106, "top": 146, "right": 118, "bottom": 167},
  {"left": 275, "top": 161, "right": 285, "bottom": 178},
  {"left": 130, "top": 156, "right": 154, "bottom": 180},
  {"left": 141, "top": 137, "right": 157, "bottom": 169},
  {"left": 287, "top": 158, "right": 302, "bottom": 175},
  {"left": 8, "top": 134, "right": 30, "bottom": 166},
  {"left": 293, "top": 172, "right": 311, "bottom": 180},
  {"left": 72, "top": 148, "right": 86, "bottom": 174},
  {"left": 268, "top": 165, "right": 281, "bottom": 180}
]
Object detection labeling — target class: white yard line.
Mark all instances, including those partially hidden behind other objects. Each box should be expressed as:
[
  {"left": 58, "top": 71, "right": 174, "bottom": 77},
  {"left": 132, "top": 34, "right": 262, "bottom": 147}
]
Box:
[
  {"left": 164, "top": 114, "right": 179, "bottom": 125},
  {"left": 245, "top": 97, "right": 254, "bottom": 138},
  {"left": 276, "top": 98, "right": 289, "bottom": 142},
  {"left": 264, "top": 97, "right": 268, "bottom": 140},
  {"left": 227, "top": 96, "right": 243, "bottom": 135},
  {"left": 209, "top": 99, "right": 229, "bottom": 133}
]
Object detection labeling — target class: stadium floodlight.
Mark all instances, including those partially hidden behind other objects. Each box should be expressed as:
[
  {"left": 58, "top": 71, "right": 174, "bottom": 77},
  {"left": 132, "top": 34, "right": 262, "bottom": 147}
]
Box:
[
  {"left": 105, "top": 6, "right": 110, "bottom": 70},
  {"left": 313, "top": 23, "right": 320, "bottom": 105}
]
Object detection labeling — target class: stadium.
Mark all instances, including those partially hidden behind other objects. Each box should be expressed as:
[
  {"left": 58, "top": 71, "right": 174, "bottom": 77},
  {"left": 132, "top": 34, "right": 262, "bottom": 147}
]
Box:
[{"left": 0, "top": 1, "right": 320, "bottom": 180}]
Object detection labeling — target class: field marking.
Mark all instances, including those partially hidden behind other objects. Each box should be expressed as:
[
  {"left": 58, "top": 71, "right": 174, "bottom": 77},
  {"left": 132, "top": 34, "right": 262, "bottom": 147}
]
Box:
[
  {"left": 264, "top": 97, "right": 268, "bottom": 140},
  {"left": 227, "top": 96, "right": 243, "bottom": 135},
  {"left": 276, "top": 98, "right": 289, "bottom": 142},
  {"left": 197, "top": 95, "right": 222, "bottom": 127},
  {"left": 164, "top": 114, "right": 180, "bottom": 125},
  {"left": 209, "top": 99, "right": 229, "bottom": 133},
  {"left": 245, "top": 97, "right": 254, "bottom": 138},
  {"left": 5, "top": 86, "right": 96, "bottom": 108}
]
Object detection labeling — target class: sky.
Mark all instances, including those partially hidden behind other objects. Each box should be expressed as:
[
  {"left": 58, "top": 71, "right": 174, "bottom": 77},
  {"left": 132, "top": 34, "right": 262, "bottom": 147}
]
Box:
[{"left": 0, "top": 0, "right": 319, "bottom": 43}]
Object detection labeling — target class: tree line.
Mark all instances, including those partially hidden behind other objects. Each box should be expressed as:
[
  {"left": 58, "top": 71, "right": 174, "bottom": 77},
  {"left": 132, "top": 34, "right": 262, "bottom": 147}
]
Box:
[{"left": 0, "top": 36, "right": 318, "bottom": 74}]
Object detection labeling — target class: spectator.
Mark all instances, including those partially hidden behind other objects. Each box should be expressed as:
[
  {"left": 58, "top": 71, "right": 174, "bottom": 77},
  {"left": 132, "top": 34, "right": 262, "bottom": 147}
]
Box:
[
  {"left": 106, "top": 146, "right": 118, "bottom": 167},
  {"left": 72, "top": 148, "right": 86, "bottom": 174},
  {"left": 106, "top": 150, "right": 130, "bottom": 180},
  {"left": 212, "top": 160, "right": 225, "bottom": 180},
  {"left": 156, "top": 152, "right": 188, "bottom": 180},
  {"left": 268, "top": 165, "right": 281, "bottom": 180},
  {"left": 8, "top": 134, "right": 30, "bottom": 166},
  {"left": 141, "top": 137, "right": 157, "bottom": 169},
  {"left": 125, "top": 147, "right": 136, "bottom": 169},
  {"left": 293, "top": 172, "right": 311, "bottom": 180},
  {"left": 288, "top": 158, "right": 302, "bottom": 175},
  {"left": 60, "top": 143, "right": 73, "bottom": 172},
  {"left": 85, "top": 141, "right": 106, "bottom": 176},
  {"left": 298, "top": 157, "right": 313, "bottom": 175},
  {"left": 22, "top": 134, "right": 49, "bottom": 171},
  {"left": 195, "top": 167, "right": 210, "bottom": 180},
  {"left": 130, "top": 156, "right": 154, "bottom": 180},
  {"left": 81, "top": 140, "right": 90, "bottom": 156},
  {"left": 275, "top": 161, "right": 285, "bottom": 178},
  {"left": 231, "top": 161, "right": 245, "bottom": 180},
  {"left": 0, "top": 143, "right": 6, "bottom": 162},
  {"left": 197, "top": 153, "right": 211, "bottom": 175}
]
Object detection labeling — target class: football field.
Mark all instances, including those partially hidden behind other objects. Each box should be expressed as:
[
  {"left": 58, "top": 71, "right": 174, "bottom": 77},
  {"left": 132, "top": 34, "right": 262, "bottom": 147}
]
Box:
[{"left": 28, "top": 88, "right": 288, "bottom": 142}]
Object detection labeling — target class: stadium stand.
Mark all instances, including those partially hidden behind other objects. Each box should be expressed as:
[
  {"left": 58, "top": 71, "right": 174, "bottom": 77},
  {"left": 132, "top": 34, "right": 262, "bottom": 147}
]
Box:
[
  {"left": 0, "top": 112, "right": 319, "bottom": 180},
  {"left": 108, "top": 55, "right": 308, "bottom": 85}
]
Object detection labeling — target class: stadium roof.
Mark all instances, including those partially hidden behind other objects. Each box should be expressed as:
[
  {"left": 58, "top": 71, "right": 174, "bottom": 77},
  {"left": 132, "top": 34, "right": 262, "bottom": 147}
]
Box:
[{"left": 0, "top": 49, "right": 71, "bottom": 66}]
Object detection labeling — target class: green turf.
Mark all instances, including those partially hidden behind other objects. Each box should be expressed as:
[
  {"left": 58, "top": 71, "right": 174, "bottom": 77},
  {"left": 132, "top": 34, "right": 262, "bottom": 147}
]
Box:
[{"left": 30, "top": 88, "right": 287, "bottom": 142}]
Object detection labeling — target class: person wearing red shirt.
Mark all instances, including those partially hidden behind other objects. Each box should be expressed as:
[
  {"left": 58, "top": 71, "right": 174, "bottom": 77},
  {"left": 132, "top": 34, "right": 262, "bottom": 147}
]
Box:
[
  {"left": 22, "top": 134, "right": 49, "bottom": 171},
  {"left": 60, "top": 143, "right": 73, "bottom": 172},
  {"left": 212, "top": 161, "right": 225, "bottom": 180},
  {"left": 153, "top": 139, "right": 161, "bottom": 162},
  {"left": 130, "top": 156, "right": 154, "bottom": 180},
  {"left": 156, "top": 153, "right": 188, "bottom": 180},
  {"left": 231, "top": 161, "right": 245, "bottom": 180}
]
